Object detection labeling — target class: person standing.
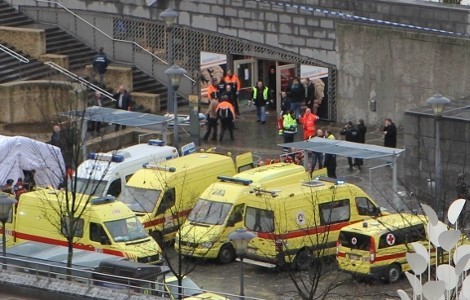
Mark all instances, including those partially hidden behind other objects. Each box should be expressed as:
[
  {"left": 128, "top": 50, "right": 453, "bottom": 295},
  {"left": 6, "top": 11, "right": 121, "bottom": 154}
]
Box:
[
  {"left": 340, "top": 121, "right": 363, "bottom": 171},
  {"left": 300, "top": 108, "right": 319, "bottom": 140},
  {"left": 49, "top": 125, "right": 61, "bottom": 147},
  {"left": 286, "top": 77, "right": 305, "bottom": 121},
  {"left": 383, "top": 118, "right": 397, "bottom": 148},
  {"left": 202, "top": 97, "right": 219, "bottom": 141},
  {"left": 268, "top": 66, "right": 277, "bottom": 109},
  {"left": 323, "top": 129, "right": 337, "bottom": 178},
  {"left": 224, "top": 70, "right": 241, "bottom": 115},
  {"left": 304, "top": 78, "right": 315, "bottom": 111},
  {"left": 92, "top": 47, "right": 109, "bottom": 87},
  {"left": 216, "top": 95, "right": 236, "bottom": 142},
  {"left": 207, "top": 78, "right": 220, "bottom": 101},
  {"left": 251, "top": 80, "right": 270, "bottom": 124},
  {"left": 311, "top": 128, "right": 324, "bottom": 171},
  {"left": 90, "top": 91, "right": 103, "bottom": 133},
  {"left": 1, "top": 179, "right": 14, "bottom": 194},
  {"left": 13, "top": 178, "right": 26, "bottom": 200},
  {"left": 355, "top": 119, "right": 367, "bottom": 167},
  {"left": 113, "top": 85, "right": 133, "bottom": 131},
  {"left": 282, "top": 109, "right": 298, "bottom": 144}
]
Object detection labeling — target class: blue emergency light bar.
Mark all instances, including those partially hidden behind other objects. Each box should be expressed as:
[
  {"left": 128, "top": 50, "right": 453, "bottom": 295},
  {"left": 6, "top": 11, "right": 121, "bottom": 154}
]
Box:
[
  {"left": 142, "top": 163, "right": 176, "bottom": 172},
  {"left": 217, "top": 176, "right": 253, "bottom": 186},
  {"left": 91, "top": 195, "right": 116, "bottom": 205},
  {"left": 148, "top": 139, "right": 165, "bottom": 146}
]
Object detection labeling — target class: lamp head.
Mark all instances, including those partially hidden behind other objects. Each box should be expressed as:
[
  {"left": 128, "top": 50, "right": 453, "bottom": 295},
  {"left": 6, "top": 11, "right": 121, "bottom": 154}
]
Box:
[
  {"left": 0, "top": 193, "right": 17, "bottom": 221},
  {"left": 159, "top": 7, "right": 179, "bottom": 28},
  {"left": 228, "top": 228, "right": 256, "bottom": 257},
  {"left": 165, "top": 65, "right": 187, "bottom": 91},
  {"left": 426, "top": 93, "right": 451, "bottom": 116}
]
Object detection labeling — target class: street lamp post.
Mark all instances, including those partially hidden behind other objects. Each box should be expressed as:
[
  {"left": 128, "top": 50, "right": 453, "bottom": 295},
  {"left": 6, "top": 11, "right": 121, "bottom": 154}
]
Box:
[
  {"left": 165, "top": 65, "right": 187, "bottom": 150},
  {"left": 228, "top": 228, "right": 256, "bottom": 299},
  {"left": 0, "top": 194, "right": 17, "bottom": 270},
  {"left": 426, "top": 93, "right": 451, "bottom": 218},
  {"left": 159, "top": 7, "right": 179, "bottom": 114}
]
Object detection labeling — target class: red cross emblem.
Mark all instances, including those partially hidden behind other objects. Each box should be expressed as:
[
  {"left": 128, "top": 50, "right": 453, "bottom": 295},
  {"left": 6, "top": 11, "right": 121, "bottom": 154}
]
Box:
[
  {"left": 386, "top": 233, "right": 395, "bottom": 246},
  {"left": 351, "top": 237, "right": 357, "bottom": 245}
]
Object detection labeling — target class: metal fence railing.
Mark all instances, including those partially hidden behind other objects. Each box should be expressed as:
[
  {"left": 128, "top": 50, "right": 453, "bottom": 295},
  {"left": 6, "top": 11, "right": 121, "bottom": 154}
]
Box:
[{"left": 0, "top": 254, "right": 265, "bottom": 300}]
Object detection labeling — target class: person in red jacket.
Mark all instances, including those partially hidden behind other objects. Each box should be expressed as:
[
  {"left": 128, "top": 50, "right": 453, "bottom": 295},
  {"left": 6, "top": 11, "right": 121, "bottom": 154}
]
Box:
[{"left": 300, "top": 108, "right": 319, "bottom": 140}]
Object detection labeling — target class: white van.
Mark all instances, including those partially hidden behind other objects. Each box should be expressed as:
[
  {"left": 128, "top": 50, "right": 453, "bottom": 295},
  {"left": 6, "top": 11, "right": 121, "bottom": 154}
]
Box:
[{"left": 74, "top": 140, "right": 179, "bottom": 198}]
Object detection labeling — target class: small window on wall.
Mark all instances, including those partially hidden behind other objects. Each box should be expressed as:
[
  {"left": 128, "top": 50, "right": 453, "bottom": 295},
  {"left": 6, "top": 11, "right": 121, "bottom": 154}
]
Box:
[
  {"left": 245, "top": 207, "right": 274, "bottom": 233},
  {"left": 61, "top": 216, "right": 84, "bottom": 238},
  {"left": 319, "top": 199, "right": 350, "bottom": 225},
  {"left": 356, "top": 197, "right": 379, "bottom": 216},
  {"left": 156, "top": 188, "right": 176, "bottom": 215}
]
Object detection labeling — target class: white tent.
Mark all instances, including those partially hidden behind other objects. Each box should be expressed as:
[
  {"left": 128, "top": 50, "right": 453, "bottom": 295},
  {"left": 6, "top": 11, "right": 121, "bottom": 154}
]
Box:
[{"left": 0, "top": 135, "right": 65, "bottom": 188}]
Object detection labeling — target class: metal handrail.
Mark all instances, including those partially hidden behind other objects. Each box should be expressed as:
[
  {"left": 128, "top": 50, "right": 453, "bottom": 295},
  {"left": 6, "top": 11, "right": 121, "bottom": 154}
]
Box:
[
  {"left": 44, "top": 61, "right": 115, "bottom": 102},
  {"left": 0, "top": 254, "right": 264, "bottom": 300},
  {"left": 0, "top": 43, "right": 30, "bottom": 63},
  {"left": 34, "top": 0, "right": 195, "bottom": 85}
]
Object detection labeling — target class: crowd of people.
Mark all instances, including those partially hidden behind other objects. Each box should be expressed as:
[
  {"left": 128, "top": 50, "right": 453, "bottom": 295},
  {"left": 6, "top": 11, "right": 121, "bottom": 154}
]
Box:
[{"left": 1, "top": 170, "right": 36, "bottom": 200}]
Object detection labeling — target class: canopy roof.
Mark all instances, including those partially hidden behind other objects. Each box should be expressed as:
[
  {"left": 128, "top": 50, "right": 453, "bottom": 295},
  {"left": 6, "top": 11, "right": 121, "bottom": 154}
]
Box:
[
  {"left": 279, "top": 137, "right": 405, "bottom": 160},
  {"left": 62, "top": 106, "right": 171, "bottom": 130}
]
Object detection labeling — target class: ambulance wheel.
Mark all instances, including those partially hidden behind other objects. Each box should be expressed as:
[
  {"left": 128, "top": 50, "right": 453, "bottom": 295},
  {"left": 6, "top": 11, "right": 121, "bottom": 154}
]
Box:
[
  {"left": 386, "top": 264, "right": 402, "bottom": 283},
  {"left": 217, "top": 243, "right": 235, "bottom": 264},
  {"left": 294, "top": 248, "right": 313, "bottom": 271}
]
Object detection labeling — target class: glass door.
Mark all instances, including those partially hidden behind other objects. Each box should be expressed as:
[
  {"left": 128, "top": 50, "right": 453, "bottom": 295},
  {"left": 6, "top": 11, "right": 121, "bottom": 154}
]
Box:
[
  {"left": 234, "top": 58, "right": 258, "bottom": 103},
  {"left": 276, "top": 64, "right": 296, "bottom": 115}
]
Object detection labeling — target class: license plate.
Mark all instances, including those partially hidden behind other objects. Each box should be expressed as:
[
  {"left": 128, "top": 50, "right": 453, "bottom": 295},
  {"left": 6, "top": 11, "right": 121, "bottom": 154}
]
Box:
[{"left": 349, "top": 254, "right": 360, "bottom": 260}]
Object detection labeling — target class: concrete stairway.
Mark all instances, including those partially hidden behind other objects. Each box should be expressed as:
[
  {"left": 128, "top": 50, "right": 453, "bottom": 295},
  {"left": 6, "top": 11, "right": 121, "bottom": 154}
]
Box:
[
  {"left": 0, "top": 1, "right": 34, "bottom": 27},
  {"left": 0, "top": 44, "right": 52, "bottom": 84}
]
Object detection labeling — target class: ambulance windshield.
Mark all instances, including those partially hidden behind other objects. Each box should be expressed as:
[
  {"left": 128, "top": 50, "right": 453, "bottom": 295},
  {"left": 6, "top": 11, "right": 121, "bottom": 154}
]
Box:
[
  {"left": 118, "top": 186, "right": 161, "bottom": 213},
  {"left": 105, "top": 216, "right": 148, "bottom": 242},
  {"left": 187, "top": 199, "right": 232, "bottom": 225},
  {"left": 73, "top": 178, "right": 108, "bottom": 196}
]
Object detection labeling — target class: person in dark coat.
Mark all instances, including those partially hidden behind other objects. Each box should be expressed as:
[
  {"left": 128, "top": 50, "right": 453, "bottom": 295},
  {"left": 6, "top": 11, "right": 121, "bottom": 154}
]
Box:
[
  {"left": 92, "top": 47, "right": 109, "bottom": 87},
  {"left": 383, "top": 118, "right": 397, "bottom": 148},
  {"left": 340, "top": 121, "right": 363, "bottom": 171},
  {"left": 113, "top": 85, "right": 133, "bottom": 131},
  {"left": 355, "top": 119, "right": 367, "bottom": 167},
  {"left": 286, "top": 77, "right": 305, "bottom": 121}
]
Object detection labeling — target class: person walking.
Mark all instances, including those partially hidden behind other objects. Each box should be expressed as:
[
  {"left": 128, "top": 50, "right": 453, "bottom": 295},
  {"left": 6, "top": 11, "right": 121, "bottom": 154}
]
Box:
[
  {"left": 224, "top": 70, "right": 241, "bottom": 115},
  {"left": 216, "top": 95, "right": 236, "bottom": 142},
  {"left": 286, "top": 77, "right": 305, "bottom": 121},
  {"left": 202, "top": 97, "right": 219, "bottom": 141},
  {"left": 251, "top": 80, "right": 270, "bottom": 124},
  {"left": 92, "top": 47, "right": 109, "bottom": 87},
  {"left": 300, "top": 108, "right": 319, "bottom": 140},
  {"left": 383, "top": 118, "right": 397, "bottom": 148},
  {"left": 113, "top": 85, "right": 133, "bottom": 131},
  {"left": 323, "top": 129, "right": 337, "bottom": 178},
  {"left": 340, "top": 121, "right": 363, "bottom": 171}
]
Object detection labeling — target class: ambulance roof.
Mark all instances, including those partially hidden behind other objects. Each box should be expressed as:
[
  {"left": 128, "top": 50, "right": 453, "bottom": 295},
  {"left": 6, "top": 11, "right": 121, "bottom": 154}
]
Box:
[
  {"left": 76, "top": 143, "right": 178, "bottom": 180},
  {"left": 340, "top": 213, "right": 426, "bottom": 236},
  {"left": 233, "top": 162, "right": 305, "bottom": 183}
]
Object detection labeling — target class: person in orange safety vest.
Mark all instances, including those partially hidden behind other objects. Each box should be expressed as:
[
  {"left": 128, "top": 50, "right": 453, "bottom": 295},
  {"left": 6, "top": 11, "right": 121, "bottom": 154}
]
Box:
[{"left": 300, "top": 108, "right": 319, "bottom": 140}]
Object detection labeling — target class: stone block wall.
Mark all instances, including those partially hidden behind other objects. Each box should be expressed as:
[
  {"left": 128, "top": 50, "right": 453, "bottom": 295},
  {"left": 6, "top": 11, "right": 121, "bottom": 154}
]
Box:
[
  {"left": 0, "top": 80, "right": 80, "bottom": 124},
  {"left": 132, "top": 92, "right": 160, "bottom": 113},
  {"left": 39, "top": 54, "right": 69, "bottom": 69},
  {"left": 85, "top": 64, "right": 133, "bottom": 92},
  {"left": 0, "top": 26, "right": 46, "bottom": 58}
]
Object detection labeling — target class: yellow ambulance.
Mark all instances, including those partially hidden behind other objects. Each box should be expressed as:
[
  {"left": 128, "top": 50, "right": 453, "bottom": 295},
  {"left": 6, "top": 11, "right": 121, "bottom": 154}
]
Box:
[
  {"left": 118, "top": 151, "right": 253, "bottom": 243},
  {"left": 336, "top": 213, "right": 468, "bottom": 283},
  {"left": 176, "top": 163, "right": 321, "bottom": 263},
  {"left": 5, "top": 189, "right": 162, "bottom": 264},
  {"left": 241, "top": 178, "right": 382, "bottom": 270}
]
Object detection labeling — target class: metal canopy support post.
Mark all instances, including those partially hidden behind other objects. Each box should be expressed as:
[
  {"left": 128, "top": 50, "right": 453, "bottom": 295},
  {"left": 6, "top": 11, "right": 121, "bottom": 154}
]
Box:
[
  {"left": 303, "top": 149, "right": 309, "bottom": 171},
  {"left": 80, "top": 117, "right": 88, "bottom": 162}
]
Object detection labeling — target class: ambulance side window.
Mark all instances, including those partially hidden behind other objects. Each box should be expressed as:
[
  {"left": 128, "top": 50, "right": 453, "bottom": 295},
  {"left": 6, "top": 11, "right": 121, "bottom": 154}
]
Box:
[
  {"left": 378, "top": 224, "right": 426, "bottom": 249},
  {"left": 107, "top": 179, "right": 122, "bottom": 198},
  {"left": 319, "top": 199, "right": 350, "bottom": 225},
  {"left": 227, "top": 204, "right": 244, "bottom": 226},
  {"left": 245, "top": 207, "right": 274, "bottom": 233},
  {"left": 90, "top": 222, "right": 110, "bottom": 244},
  {"left": 61, "top": 216, "right": 84, "bottom": 237},
  {"left": 156, "top": 188, "right": 175, "bottom": 215},
  {"left": 355, "top": 197, "right": 379, "bottom": 216}
]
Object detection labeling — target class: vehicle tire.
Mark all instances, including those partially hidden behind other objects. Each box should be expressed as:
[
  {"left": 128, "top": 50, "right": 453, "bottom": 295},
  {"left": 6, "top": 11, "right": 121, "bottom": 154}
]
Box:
[
  {"left": 294, "top": 248, "right": 313, "bottom": 271},
  {"left": 217, "top": 243, "right": 236, "bottom": 264},
  {"left": 386, "top": 263, "right": 402, "bottom": 283}
]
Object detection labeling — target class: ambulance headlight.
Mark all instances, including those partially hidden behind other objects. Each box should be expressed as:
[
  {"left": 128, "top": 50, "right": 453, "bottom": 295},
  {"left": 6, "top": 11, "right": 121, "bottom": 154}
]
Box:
[{"left": 201, "top": 241, "right": 213, "bottom": 249}]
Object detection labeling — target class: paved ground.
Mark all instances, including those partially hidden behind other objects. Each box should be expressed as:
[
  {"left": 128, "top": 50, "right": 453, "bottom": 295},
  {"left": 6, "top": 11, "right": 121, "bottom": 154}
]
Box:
[{"left": 0, "top": 102, "right": 415, "bottom": 300}]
